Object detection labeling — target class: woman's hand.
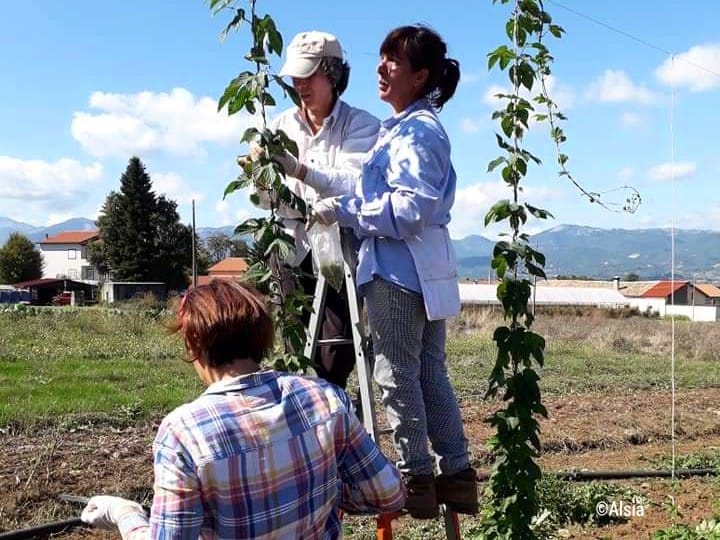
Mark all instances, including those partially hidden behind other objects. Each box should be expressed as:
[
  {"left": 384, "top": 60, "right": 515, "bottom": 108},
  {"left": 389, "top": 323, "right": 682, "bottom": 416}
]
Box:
[
  {"left": 81, "top": 495, "right": 145, "bottom": 529},
  {"left": 306, "top": 198, "right": 340, "bottom": 229}
]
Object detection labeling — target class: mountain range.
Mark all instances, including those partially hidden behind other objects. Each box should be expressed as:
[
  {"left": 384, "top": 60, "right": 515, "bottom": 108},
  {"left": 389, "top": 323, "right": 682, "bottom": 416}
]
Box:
[{"left": 2, "top": 217, "right": 719, "bottom": 281}]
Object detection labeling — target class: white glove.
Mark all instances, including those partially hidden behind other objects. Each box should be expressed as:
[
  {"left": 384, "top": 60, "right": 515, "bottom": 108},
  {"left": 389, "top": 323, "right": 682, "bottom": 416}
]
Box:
[
  {"left": 249, "top": 142, "right": 265, "bottom": 162},
  {"left": 250, "top": 187, "right": 273, "bottom": 210},
  {"left": 307, "top": 198, "right": 339, "bottom": 229},
  {"left": 237, "top": 143, "right": 266, "bottom": 169},
  {"left": 272, "top": 150, "right": 302, "bottom": 177},
  {"left": 81, "top": 495, "right": 146, "bottom": 530}
]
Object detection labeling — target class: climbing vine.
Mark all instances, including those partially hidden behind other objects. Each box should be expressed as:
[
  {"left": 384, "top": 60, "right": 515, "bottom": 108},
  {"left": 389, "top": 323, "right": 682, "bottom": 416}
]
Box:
[
  {"left": 478, "top": 0, "right": 640, "bottom": 537},
  {"left": 210, "top": 0, "right": 312, "bottom": 371}
]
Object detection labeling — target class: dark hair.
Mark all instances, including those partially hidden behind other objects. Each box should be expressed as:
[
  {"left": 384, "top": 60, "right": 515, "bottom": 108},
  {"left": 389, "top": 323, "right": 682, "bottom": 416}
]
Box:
[
  {"left": 318, "top": 56, "right": 350, "bottom": 96},
  {"left": 380, "top": 24, "right": 460, "bottom": 110},
  {"left": 171, "top": 279, "right": 273, "bottom": 367}
]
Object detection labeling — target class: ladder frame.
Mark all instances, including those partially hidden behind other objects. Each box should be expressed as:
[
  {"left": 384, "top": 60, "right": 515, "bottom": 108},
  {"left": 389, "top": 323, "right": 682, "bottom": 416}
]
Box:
[{"left": 303, "top": 229, "right": 461, "bottom": 540}]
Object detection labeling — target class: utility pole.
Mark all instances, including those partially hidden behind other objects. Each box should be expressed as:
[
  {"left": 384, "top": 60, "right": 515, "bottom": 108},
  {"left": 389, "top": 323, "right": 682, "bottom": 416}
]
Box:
[
  {"left": 692, "top": 273, "right": 696, "bottom": 322},
  {"left": 192, "top": 199, "right": 197, "bottom": 289}
]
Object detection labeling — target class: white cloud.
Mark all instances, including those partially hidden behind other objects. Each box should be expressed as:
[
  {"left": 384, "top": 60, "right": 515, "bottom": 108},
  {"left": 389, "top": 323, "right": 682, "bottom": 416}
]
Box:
[
  {"left": 621, "top": 112, "right": 643, "bottom": 128},
  {"left": 648, "top": 161, "right": 697, "bottom": 181},
  {"left": 153, "top": 172, "right": 205, "bottom": 205},
  {"left": 215, "top": 199, "right": 255, "bottom": 227},
  {"left": 449, "top": 181, "right": 557, "bottom": 239},
  {"left": 618, "top": 167, "right": 635, "bottom": 181},
  {"left": 586, "top": 70, "right": 658, "bottom": 104},
  {"left": 460, "top": 118, "right": 483, "bottom": 134},
  {"left": 0, "top": 156, "right": 104, "bottom": 223},
  {"left": 656, "top": 44, "right": 720, "bottom": 92},
  {"left": 0, "top": 156, "right": 103, "bottom": 201},
  {"left": 71, "top": 87, "right": 258, "bottom": 158}
]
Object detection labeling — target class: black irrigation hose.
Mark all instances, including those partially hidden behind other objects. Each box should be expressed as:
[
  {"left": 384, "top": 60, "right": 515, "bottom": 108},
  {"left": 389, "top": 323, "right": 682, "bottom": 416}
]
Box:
[
  {"left": 473, "top": 468, "right": 720, "bottom": 482},
  {"left": 3, "top": 469, "right": 717, "bottom": 538},
  {"left": 0, "top": 518, "right": 84, "bottom": 540}
]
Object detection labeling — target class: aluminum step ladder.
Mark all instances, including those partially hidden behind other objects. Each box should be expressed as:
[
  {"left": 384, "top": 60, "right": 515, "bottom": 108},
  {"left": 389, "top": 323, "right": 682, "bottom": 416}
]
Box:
[{"left": 303, "top": 231, "right": 461, "bottom": 540}]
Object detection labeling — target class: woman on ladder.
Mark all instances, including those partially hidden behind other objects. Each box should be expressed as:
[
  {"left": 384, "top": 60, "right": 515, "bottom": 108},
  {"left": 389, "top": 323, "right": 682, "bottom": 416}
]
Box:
[{"left": 309, "top": 24, "right": 478, "bottom": 519}]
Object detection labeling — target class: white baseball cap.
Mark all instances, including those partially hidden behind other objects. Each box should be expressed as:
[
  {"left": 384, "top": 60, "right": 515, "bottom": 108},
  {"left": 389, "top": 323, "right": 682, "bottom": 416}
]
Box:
[{"left": 279, "top": 31, "right": 344, "bottom": 78}]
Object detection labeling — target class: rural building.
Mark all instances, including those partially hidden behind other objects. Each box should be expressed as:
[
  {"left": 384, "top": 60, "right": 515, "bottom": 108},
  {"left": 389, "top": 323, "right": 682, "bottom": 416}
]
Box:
[
  {"left": 38, "top": 231, "right": 99, "bottom": 284},
  {"left": 196, "top": 257, "right": 249, "bottom": 286},
  {"left": 0, "top": 285, "right": 30, "bottom": 304},
  {"left": 459, "top": 283, "right": 629, "bottom": 308},
  {"left": 12, "top": 278, "right": 94, "bottom": 306},
  {"left": 692, "top": 283, "right": 720, "bottom": 306},
  {"left": 631, "top": 280, "right": 720, "bottom": 321},
  {"left": 100, "top": 282, "right": 168, "bottom": 304}
]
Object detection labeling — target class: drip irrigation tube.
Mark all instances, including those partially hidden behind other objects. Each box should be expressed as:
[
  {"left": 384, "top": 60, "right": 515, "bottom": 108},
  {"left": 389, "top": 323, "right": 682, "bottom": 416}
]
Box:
[
  {"left": 0, "top": 518, "right": 83, "bottom": 540},
  {"left": 474, "top": 468, "right": 720, "bottom": 482},
  {"left": 3, "top": 469, "right": 717, "bottom": 538}
]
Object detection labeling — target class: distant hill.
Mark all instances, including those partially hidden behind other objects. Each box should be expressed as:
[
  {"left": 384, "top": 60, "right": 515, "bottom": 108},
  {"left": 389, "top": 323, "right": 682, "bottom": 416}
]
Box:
[
  {"left": 3, "top": 217, "right": 720, "bottom": 281},
  {"left": 454, "top": 225, "right": 720, "bottom": 281},
  {"left": 0, "top": 217, "right": 97, "bottom": 244},
  {"left": 532, "top": 225, "right": 720, "bottom": 281}
]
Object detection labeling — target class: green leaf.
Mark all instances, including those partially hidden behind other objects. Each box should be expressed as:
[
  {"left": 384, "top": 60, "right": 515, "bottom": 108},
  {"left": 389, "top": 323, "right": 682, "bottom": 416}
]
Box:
[
  {"left": 487, "top": 156, "right": 506, "bottom": 173},
  {"left": 241, "top": 127, "right": 260, "bottom": 144},
  {"left": 234, "top": 218, "right": 261, "bottom": 236},
  {"left": 549, "top": 24, "right": 565, "bottom": 38},
  {"left": 265, "top": 17, "right": 283, "bottom": 55},
  {"left": 220, "top": 7, "right": 246, "bottom": 41},
  {"left": 485, "top": 199, "right": 512, "bottom": 226},
  {"left": 524, "top": 203, "right": 554, "bottom": 221},
  {"left": 223, "top": 179, "right": 246, "bottom": 199},
  {"left": 208, "top": 0, "right": 233, "bottom": 15}
]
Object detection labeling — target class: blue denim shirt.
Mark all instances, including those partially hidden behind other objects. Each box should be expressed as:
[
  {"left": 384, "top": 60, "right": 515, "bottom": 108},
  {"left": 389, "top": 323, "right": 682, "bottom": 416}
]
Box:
[{"left": 336, "top": 99, "right": 456, "bottom": 298}]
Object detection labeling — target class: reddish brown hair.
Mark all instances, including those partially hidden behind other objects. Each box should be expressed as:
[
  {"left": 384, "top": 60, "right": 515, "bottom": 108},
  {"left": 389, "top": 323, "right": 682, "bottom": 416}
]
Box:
[{"left": 171, "top": 280, "right": 273, "bottom": 367}]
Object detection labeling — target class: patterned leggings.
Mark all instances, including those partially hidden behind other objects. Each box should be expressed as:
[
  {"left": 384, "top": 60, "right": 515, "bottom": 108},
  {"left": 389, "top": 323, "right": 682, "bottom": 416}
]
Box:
[{"left": 365, "top": 278, "right": 470, "bottom": 476}]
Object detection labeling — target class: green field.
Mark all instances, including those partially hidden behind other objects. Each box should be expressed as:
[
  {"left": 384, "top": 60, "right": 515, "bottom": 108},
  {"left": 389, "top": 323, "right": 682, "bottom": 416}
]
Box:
[
  {"left": 2, "top": 306, "right": 719, "bottom": 429},
  {"left": 3, "top": 306, "right": 720, "bottom": 538}
]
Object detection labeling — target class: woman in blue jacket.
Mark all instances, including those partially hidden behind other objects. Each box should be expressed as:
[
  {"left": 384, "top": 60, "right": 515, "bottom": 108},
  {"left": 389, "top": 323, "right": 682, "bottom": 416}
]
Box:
[{"left": 310, "top": 25, "right": 477, "bottom": 519}]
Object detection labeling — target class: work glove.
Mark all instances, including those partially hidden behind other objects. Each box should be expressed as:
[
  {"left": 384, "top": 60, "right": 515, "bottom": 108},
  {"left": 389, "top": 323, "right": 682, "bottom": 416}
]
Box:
[
  {"left": 81, "top": 495, "right": 146, "bottom": 530},
  {"left": 271, "top": 149, "right": 302, "bottom": 178},
  {"left": 306, "top": 198, "right": 339, "bottom": 229},
  {"left": 237, "top": 142, "right": 266, "bottom": 169}
]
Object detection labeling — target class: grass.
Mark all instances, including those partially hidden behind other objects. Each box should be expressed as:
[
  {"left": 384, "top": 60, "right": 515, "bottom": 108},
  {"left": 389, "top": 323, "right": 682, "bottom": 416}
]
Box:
[
  {"left": 3, "top": 305, "right": 720, "bottom": 537},
  {"left": 0, "top": 307, "right": 202, "bottom": 430},
  {"left": 2, "top": 305, "right": 720, "bottom": 429}
]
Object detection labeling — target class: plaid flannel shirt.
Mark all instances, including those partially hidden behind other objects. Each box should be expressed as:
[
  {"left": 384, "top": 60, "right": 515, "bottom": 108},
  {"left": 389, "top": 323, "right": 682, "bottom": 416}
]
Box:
[{"left": 117, "top": 370, "right": 405, "bottom": 539}]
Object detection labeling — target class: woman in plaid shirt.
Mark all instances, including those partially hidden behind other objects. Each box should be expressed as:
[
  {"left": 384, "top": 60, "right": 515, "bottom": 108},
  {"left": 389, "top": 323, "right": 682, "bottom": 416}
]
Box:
[{"left": 81, "top": 280, "right": 405, "bottom": 539}]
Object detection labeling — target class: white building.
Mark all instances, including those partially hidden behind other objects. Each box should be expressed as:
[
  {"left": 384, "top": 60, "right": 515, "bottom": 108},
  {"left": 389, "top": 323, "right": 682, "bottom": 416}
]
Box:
[
  {"left": 459, "top": 283, "right": 629, "bottom": 308},
  {"left": 38, "top": 231, "right": 100, "bottom": 284}
]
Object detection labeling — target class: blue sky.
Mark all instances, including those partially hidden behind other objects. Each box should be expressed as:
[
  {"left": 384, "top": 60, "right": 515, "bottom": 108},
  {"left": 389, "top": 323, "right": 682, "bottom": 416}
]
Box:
[{"left": 1, "top": 0, "right": 719, "bottom": 239}]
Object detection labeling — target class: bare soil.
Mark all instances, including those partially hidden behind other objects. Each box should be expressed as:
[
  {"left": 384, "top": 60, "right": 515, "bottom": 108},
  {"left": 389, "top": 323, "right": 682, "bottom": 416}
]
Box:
[{"left": 3, "top": 388, "right": 720, "bottom": 538}]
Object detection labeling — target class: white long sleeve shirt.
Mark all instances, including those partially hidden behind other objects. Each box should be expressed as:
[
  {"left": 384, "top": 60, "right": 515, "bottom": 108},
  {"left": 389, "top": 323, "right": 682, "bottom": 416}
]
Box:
[{"left": 264, "top": 99, "right": 380, "bottom": 265}]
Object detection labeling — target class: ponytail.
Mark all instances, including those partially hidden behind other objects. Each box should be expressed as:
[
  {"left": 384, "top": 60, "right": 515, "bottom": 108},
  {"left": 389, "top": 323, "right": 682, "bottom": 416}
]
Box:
[{"left": 432, "top": 58, "right": 460, "bottom": 111}]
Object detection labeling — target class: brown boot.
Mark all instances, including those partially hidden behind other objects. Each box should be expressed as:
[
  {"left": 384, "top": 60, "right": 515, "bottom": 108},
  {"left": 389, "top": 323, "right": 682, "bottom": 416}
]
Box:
[
  {"left": 403, "top": 474, "right": 439, "bottom": 519},
  {"left": 436, "top": 467, "right": 479, "bottom": 515}
]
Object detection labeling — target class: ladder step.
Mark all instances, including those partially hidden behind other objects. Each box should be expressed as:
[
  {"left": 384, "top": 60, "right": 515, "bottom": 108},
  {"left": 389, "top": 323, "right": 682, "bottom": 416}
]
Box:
[{"left": 315, "top": 338, "right": 354, "bottom": 346}]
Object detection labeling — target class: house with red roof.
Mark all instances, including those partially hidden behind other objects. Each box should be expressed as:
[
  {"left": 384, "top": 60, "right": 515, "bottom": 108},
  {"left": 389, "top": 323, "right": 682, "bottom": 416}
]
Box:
[
  {"left": 630, "top": 280, "right": 720, "bottom": 321},
  {"left": 195, "top": 257, "right": 249, "bottom": 287},
  {"left": 642, "top": 280, "right": 691, "bottom": 304},
  {"left": 693, "top": 283, "right": 720, "bottom": 307},
  {"left": 38, "top": 230, "right": 100, "bottom": 284}
]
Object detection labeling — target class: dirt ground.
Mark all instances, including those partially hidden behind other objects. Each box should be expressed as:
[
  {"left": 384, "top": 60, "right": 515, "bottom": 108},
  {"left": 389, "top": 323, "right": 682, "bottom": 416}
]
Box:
[{"left": 3, "top": 388, "right": 720, "bottom": 539}]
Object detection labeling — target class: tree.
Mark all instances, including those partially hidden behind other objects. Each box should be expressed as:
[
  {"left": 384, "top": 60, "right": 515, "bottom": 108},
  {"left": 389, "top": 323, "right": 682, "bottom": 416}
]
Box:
[
  {"left": 204, "top": 232, "right": 249, "bottom": 265},
  {"left": 0, "top": 232, "right": 43, "bottom": 284},
  {"left": 96, "top": 157, "right": 193, "bottom": 290}
]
